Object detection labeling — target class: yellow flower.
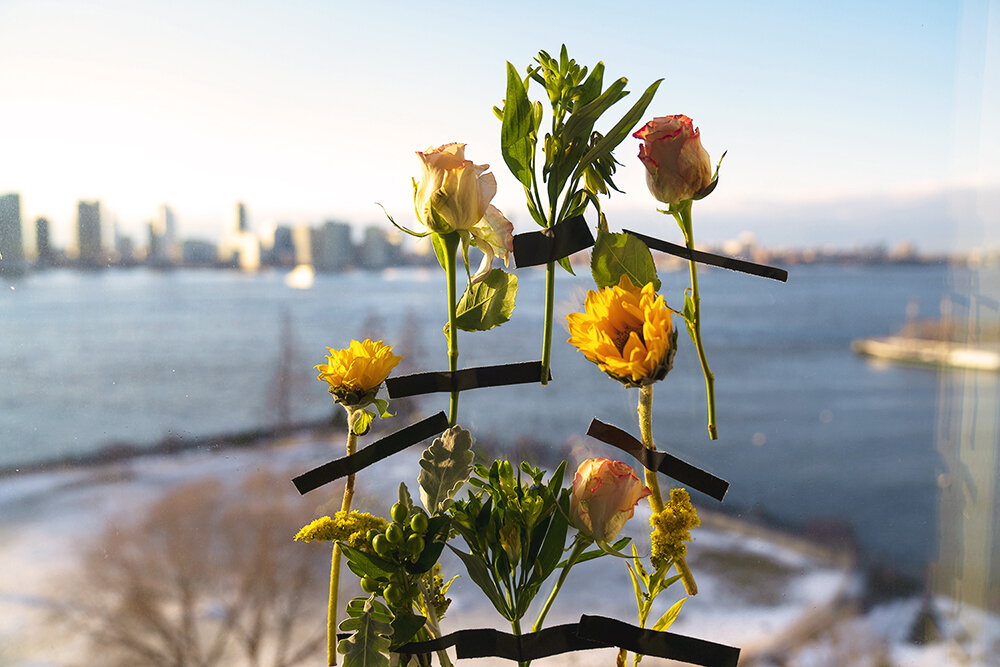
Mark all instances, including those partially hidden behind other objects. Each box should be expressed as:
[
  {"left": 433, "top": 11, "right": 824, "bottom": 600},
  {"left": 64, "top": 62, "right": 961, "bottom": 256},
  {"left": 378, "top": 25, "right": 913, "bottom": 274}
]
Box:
[
  {"left": 316, "top": 339, "right": 402, "bottom": 405},
  {"left": 566, "top": 275, "right": 677, "bottom": 386},
  {"left": 295, "top": 510, "right": 388, "bottom": 552},
  {"left": 649, "top": 488, "right": 700, "bottom": 569}
]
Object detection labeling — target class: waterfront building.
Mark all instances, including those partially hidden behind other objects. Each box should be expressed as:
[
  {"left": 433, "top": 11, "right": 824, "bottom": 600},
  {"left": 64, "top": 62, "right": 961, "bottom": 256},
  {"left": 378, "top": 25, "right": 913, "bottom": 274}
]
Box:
[
  {"left": 34, "top": 217, "right": 55, "bottom": 266},
  {"left": 315, "top": 220, "right": 353, "bottom": 271},
  {"left": 291, "top": 223, "right": 316, "bottom": 266},
  {"left": 76, "top": 200, "right": 104, "bottom": 267},
  {"left": 0, "top": 193, "right": 26, "bottom": 276},
  {"left": 269, "top": 224, "right": 295, "bottom": 267},
  {"left": 149, "top": 204, "right": 179, "bottom": 265},
  {"left": 359, "top": 225, "right": 394, "bottom": 269},
  {"left": 181, "top": 239, "right": 218, "bottom": 266}
]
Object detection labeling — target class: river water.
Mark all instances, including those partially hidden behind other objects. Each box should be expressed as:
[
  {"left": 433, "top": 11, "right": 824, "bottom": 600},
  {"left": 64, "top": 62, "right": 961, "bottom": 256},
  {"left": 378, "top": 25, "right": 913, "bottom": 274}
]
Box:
[{"left": 0, "top": 262, "right": 985, "bottom": 574}]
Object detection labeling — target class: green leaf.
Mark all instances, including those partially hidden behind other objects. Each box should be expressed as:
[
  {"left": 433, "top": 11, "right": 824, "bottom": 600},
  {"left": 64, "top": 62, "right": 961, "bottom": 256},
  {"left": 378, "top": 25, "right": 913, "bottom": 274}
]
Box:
[
  {"left": 338, "top": 597, "right": 393, "bottom": 667},
  {"left": 418, "top": 425, "right": 475, "bottom": 514},
  {"left": 534, "top": 495, "right": 569, "bottom": 581},
  {"left": 352, "top": 410, "right": 374, "bottom": 436},
  {"left": 557, "top": 255, "right": 576, "bottom": 276},
  {"left": 398, "top": 482, "right": 414, "bottom": 512},
  {"left": 340, "top": 544, "right": 394, "bottom": 579},
  {"left": 591, "top": 229, "right": 660, "bottom": 291},
  {"left": 626, "top": 562, "right": 644, "bottom": 612},
  {"left": 501, "top": 62, "right": 535, "bottom": 190},
  {"left": 454, "top": 268, "right": 518, "bottom": 332},
  {"left": 373, "top": 398, "right": 393, "bottom": 419},
  {"left": 575, "top": 78, "right": 662, "bottom": 182},
  {"left": 651, "top": 597, "right": 688, "bottom": 632},
  {"left": 558, "top": 536, "right": 631, "bottom": 568},
  {"left": 683, "top": 291, "right": 697, "bottom": 341},
  {"left": 388, "top": 612, "right": 426, "bottom": 650},
  {"left": 431, "top": 232, "right": 457, "bottom": 272},
  {"left": 448, "top": 545, "right": 512, "bottom": 620}
]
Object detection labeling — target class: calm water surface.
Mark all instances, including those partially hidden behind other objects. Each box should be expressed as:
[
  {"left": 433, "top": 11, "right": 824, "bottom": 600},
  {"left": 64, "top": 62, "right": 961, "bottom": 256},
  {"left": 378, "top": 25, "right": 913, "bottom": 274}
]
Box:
[{"left": 0, "top": 263, "right": 980, "bottom": 573}]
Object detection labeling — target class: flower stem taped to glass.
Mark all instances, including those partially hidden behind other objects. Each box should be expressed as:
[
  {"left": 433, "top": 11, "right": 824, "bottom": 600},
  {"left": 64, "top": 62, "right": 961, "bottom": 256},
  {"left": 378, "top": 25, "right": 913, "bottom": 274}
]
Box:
[{"left": 496, "top": 45, "right": 661, "bottom": 384}]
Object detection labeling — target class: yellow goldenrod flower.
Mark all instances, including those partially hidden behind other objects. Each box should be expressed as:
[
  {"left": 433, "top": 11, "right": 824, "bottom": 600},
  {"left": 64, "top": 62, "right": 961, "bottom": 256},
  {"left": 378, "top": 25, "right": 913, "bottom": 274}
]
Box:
[
  {"left": 316, "top": 339, "right": 402, "bottom": 406},
  {"left": 295, "top": 510, "right": 388, "bottom": 552},
  {"left": 566, "top": 275, "right": 677, "bottom": 386},
  {"left": 649, "top": 488, "right": 700, "bottom": 569}
]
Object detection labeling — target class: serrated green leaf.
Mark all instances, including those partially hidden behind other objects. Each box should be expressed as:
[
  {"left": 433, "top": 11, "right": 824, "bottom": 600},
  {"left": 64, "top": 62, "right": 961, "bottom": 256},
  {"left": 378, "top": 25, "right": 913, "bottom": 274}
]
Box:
[
  {"left": 454, "top": 269, "right": 517, "bottom": 332},
  {"left": 398, "top": 482, "right": 414, "bottom": 512},
  {"left": 419, "top": 426, "right": 474, "bottom": 514},
  {"left": 591, "top": 229, "right": 660, "bottom": 291},
  {"left": 338, "top": 598, "right": 393, "bottom": 667},
  {"left": 501, "top": 62, "right": 535, "bottom": 190},
  {"left": 651, "top": 597, "right": 688, "bottom": 632},
  {"left": 353, "top": 410, "right": 374, "bottom": 436}
]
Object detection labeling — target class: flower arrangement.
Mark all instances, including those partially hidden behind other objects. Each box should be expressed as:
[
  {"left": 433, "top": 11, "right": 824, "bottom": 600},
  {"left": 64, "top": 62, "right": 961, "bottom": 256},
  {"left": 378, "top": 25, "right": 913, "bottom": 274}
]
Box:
[{"left": 293, "top": 45, "right": 783, "bottom": 667}]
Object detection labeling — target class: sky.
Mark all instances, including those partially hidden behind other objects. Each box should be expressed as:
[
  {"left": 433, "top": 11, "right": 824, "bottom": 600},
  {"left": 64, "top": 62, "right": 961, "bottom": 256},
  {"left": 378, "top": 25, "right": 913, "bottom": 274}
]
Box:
[{"left": 1, "top": 0, "right": 998, "bottom": 252}]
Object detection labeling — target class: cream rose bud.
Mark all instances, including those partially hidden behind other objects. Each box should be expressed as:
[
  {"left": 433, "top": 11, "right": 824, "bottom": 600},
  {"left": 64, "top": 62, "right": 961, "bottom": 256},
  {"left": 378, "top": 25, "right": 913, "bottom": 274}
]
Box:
[
  {"left": 570, "top": 458, "right": 651, "bottom": 542},
  {"left": 414, "top": 143, "right": 497, "bottom": 234},
  {"left": 633, "top": 115, "right": 713, "bottom": 205}
]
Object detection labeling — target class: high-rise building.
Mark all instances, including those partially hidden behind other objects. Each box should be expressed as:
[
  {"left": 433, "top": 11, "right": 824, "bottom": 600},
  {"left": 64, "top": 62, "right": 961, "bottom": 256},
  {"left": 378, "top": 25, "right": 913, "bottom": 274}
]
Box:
[
  {"left": 315, "top": 220, "right": 353, "bottom": 271},
  {"left": 77, "top": 200, "right": 103, "bottom": 267},
  {"left": 235, "top": 202, "right": 248, "bottom": 233},
  {"left": 0, "top": 193, "right": 26, "bottom": 276},
  {"left": 149, "top": 204, "right": 178, "bottom": 265},
  {"left": 269, "top": 224, "right": 295, "bottom": 267},
  {"left": 291, "top": 224, "right": 316, "bottom": 266},
  {"left": 35, "top": 217, "right": 54, "bottom": 266},
  {"left": 359, "top": 226, "right": 392, "bottom": 269}
]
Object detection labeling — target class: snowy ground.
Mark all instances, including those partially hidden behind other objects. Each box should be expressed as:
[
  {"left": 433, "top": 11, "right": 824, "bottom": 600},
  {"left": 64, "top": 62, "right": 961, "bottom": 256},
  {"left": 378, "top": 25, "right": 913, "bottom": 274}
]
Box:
[{"left": 1, "top": 433, "right": 996, "bottom": 666}]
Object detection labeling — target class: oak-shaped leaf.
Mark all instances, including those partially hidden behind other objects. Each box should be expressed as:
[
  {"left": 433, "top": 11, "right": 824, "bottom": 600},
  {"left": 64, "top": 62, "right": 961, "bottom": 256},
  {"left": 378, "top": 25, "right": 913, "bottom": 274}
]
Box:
[
  {"left": 418, "top": 426, "right": 474, "bottom": 514},
  {"left": 337, "top": 597, "right": 393, "bottom": 667}
]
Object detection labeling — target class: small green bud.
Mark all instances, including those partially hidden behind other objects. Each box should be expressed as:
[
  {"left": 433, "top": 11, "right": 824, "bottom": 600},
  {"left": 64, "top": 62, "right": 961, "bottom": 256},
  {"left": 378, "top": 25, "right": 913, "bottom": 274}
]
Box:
[
  {"left": 386, "top": 523, "right": 404, "bottom": 545},
  {"left": 384, "top": 583, "right": 404, "bottom": 607},
  {"left": 372, "top": 535, "right": 391, "bottom": 557},
  {"left": 410, "top": 513, "right": 428, "bottom": 534},
  {"left": 406, "top": 534, "right": 425, "bottom": 557},
  {"left": 390, "top": 503, "right": 408, "bottom": 524},
  {"left": 360, "top": 576, "right": 381, "bottom": 594}
]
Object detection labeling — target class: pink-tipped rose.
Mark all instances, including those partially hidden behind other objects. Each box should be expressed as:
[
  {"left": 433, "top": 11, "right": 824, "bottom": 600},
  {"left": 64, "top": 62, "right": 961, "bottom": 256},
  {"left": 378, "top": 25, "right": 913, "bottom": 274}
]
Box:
[
  {"left": 633, "top": 115, "right": 713, "bottom": 205},
  {"left": 570, "top": 458, "right": 651, "bottom": 542},
  {"left": 414, "top": 142, "right": 514, "bottom": 282}
]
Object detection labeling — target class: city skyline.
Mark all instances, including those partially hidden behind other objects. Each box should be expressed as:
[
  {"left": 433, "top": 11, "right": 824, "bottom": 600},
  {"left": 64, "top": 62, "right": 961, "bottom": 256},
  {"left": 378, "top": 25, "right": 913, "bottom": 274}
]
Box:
[{"left": 1, "top": 1, "right": 998, "bottom": 252}]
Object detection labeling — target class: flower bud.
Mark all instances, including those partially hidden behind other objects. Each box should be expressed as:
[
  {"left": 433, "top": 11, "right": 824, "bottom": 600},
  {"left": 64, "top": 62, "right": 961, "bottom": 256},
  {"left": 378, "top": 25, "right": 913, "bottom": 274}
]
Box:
[
  {"left": 570, "top": 458, "right": 651, "bottom": 542},
  {"left": 633, "top": 115, "right": 713, "bottom": 205}
]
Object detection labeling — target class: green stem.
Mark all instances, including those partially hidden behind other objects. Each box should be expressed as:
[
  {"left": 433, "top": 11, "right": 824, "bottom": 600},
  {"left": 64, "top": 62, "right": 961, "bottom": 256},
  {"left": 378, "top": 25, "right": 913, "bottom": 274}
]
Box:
[
  {"left": 532, "top": 538, "right": 588, "bottom": 632},
  {"left": 637, "top": 384, "right": 664, "bottom": 514},
  {"left": 327, "top": 410, "right": 359, "bottom": 665},
  {"left": 442, "top": 233, "right": 461, "bottom": 425},
  {"left": 540, "top": 260, "right": 555, "bottom": 385},
  {"left": 674, "top": 202, "right": 717, "bottom": 440},
  {"left": 419, "top": 580, "right": 454, "bottom": 667},
  {"left": 510, "top": 617, "right": 528, "bottom": 667}
]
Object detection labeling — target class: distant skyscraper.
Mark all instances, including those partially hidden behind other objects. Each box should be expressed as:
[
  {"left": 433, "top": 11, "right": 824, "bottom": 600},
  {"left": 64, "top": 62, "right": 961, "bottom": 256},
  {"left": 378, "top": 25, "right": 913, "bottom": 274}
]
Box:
[
  {"left": 315, "top": 220, "right": 353, "bottom": 271},
  {"left": 35, "top": 217, "right": 53, "bottom": 266},
  {"left": 360, "top": 226, "right": 392, "bottom": 269},
  {"left": 149, "top": 204, "right": 178, "bottom": 265},
  {"left": 235, "top": 202, "right": 249, "bottom": 233},
  {"left": 77, "top": 200, "right": 103, "bottom": 267},
  {"left": 0, "top": 192, "right": 26, "bottom": 276}
]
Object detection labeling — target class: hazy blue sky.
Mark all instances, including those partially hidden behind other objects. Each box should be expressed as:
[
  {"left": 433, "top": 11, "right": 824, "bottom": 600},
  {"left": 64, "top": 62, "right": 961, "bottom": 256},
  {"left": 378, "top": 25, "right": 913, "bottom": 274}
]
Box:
[{"left": 2, "top": 0, "right": 997, "bottom": 251}]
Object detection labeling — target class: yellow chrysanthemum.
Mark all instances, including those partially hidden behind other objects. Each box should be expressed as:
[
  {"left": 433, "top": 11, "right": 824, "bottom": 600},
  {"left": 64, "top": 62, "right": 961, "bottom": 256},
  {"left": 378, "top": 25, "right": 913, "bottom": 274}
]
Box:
[
  {"left": 566, "top": 275, "right": 677, "bottom": 386},
  {"left": 650, "top": 488, "right": 700, "bottom": 569},
  {"left": 316, "top": 339, "right": 402, "bottom": 405},
  {"left": 294, "top": 510, "right": 388, "bottom": 552}
]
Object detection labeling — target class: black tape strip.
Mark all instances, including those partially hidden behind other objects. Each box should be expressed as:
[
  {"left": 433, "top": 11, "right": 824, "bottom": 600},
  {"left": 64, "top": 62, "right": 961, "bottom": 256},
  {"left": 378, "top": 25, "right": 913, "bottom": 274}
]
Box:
[
  {"left": 291, "top": 412, "right": 449, "bottom": 495},
  {"left": 587, "top": 419, "right": 729, "bottom": 501},
  {"left": 396, "top": 624, "right": 608, "bottom": 661},
  {"left": 385, "top": 361, "right": 550, "bottom": 399},
  {"left": 578, "top": 615, "right": 740, "bottom": 667},
  {"left": 395, "top": 619, "right": 738, "bottom": 664},
  {"left": 624, "top": 229, "right": 788, "bottom": 282},
  {"left": 512, "top": 215, "right": 595, "bottom": 267}
]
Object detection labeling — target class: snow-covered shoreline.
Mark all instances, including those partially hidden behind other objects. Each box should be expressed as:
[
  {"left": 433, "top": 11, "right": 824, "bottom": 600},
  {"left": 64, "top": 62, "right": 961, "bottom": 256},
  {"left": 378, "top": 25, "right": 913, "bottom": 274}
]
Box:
[{"left": 1, "top": 432, "right": 996, "bottom": 665}]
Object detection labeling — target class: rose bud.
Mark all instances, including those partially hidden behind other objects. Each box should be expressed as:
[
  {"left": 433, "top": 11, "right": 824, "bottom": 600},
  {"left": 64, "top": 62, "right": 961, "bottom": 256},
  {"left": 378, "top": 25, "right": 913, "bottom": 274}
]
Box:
[
  {"left": 570, "top": 458, "right": 651, "bottom": 542},
  {"left": 633, "top": 115, "right": 713, "bottom": 205},
  {"left": 413, "top": 142, "right": 514, "bottom": 282}
]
